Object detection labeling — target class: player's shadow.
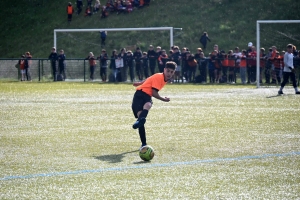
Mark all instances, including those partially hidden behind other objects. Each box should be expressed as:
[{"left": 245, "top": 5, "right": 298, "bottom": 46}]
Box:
[
  {"left": 266, "top": 94, "right": 294, "bottom": 98},
  {"left": 93, "top": 150, "right": 138, "bottom": 163}
]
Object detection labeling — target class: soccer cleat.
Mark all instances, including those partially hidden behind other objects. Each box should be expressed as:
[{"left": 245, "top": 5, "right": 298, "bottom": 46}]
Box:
[
  {"left": 278, "top": 90, "right": 284, "bottom": 95},
  {"left": 139, "top": 144, "right": 147, "bottom": 151},
  {"left": 132, "top": 117, "right": 146, "bottom": 129},
  {"left": 296, "top": 91, "right": 300, "bottom": 95}
]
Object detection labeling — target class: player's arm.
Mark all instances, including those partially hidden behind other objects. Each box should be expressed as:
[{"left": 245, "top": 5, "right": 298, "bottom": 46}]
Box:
[
  {"left": 152, "top": 89, "right": 170, "bottom": 102},
  {"left": 133, "top": 80, "right": 145, "bottom": 87}
]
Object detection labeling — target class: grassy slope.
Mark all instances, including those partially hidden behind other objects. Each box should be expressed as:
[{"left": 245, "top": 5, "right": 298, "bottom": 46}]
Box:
[{"left": 0, "top": 0, "right": 299, "bottom": 58}]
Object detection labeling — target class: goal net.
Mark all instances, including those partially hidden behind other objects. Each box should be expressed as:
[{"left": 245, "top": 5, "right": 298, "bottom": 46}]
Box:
[
  {"left": 54, "top": 27, "right": 179, "bottom": 81},
  {"left": 256, "top": 20, "right": 300, "bottom": 88}
]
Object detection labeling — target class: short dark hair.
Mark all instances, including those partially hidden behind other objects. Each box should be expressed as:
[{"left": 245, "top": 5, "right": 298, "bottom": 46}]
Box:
[{"left": 165, "top": 61, "right": 177, "bottom": 70}]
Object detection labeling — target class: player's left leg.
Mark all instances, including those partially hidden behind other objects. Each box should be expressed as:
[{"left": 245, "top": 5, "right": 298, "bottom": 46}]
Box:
[{"left": 133, "top": 102, "right": 152, "bottom": 129}]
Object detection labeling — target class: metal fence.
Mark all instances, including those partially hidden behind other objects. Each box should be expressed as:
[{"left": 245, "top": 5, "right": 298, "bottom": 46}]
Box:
[
  {"left": 0, "top": 58, "right": 98, "bottom": 81},
  {"left": 0, "top": 58, "right": 299, "bottom": 85}
]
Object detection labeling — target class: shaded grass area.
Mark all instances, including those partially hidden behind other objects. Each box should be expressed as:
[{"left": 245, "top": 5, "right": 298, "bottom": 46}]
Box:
[
  {"left": 0, "top": 82, "right": 300, "bottom": 199},
  {"left": 1, "top": 0, "right": 300, "bottom": 58}
]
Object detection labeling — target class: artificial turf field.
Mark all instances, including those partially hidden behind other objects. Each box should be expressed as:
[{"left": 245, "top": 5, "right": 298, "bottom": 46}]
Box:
[{"left": 0, "top": 82, "right": 299, "bottom": 199}]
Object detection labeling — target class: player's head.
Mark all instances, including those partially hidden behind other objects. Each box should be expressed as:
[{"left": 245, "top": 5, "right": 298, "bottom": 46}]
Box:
[
  {"left": 286, "top": 44, "right": 293, "bottom": 53},
  {"left": 163, "top": 61, "right": 177, "bottom": 80},
  {"left": 52, "top": 47, "right": 56, "bottom": 52},
  {"left": 60, "top": 49, "right": 64, "bottom": 54}
]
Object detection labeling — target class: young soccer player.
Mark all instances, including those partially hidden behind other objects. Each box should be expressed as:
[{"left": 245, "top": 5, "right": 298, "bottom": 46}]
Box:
[
  {"left": 131, "top": 61, "right": 177, "bottom": 148},
  {"left": 278, "top": 44, "right": 300, "bottom": 95}
]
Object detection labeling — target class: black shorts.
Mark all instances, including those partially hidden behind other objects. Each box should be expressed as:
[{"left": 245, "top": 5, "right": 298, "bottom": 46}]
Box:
[{"left": 132, "top": 90, "right": 152, "bottom": 118}]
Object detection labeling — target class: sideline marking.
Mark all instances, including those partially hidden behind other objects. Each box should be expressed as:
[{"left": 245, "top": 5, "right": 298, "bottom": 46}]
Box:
[{"left": 1, "top": 151, "right": 299, "bottom": 181}]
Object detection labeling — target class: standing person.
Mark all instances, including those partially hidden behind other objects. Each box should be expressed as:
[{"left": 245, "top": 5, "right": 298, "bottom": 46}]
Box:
[
  {"left": 93, "top": 0, "right": 101, "bottom": 13},
  {"left": 180, "top": 47, "right": 187, "bottom": 82},
  {"left": 260, "top": 48, "right": 266, "bottom": 84},
  {"left": 278, "top": 44, "right": 300, "bottom": 95},
  {"left": 269, "top": 46, "right": 278, "bottom": 84},
  {"left": 208, "top": 53, "right": 215, "bottom": 83},
  {"left": 18, "top": 55, "right": 26, "bottom": 81},
  {"left": 141, "top": 52, "right": 149, "bottom": 79},
  {"left": 273, "top": 51, "right": 283, "bottom": 84},
  {"left": 186, "top": 51, "right": 197, "bottom": 82},
  {"left": 199, "top": 32, "right": 211, "bottom": 50},
  {"left": 157, "top": 50, "right": 168, "bottom": 73},
  {"left": 265, "top": 48, "right": 273, "bottom": 84},
  {"left": 76, "top": 0, "right": 83, "bottom": 15},
  {"left": 131, "top": 61, "right": 177, "bottom": 148},
  {"left": 118, "top": 48, "right": 127, "bottom": 81},
  {"left": 170, "top": 46, "right": 181, "bottom": 82},
  {"left": 58, "top": 50, "right": 66, "bottom": 81},
  {"left": 100, "top": 31, "right": 107, "bottom": 47},
  {"left": 246, "top": 42, "right": 253, "bottom": 84},
  {"left": 198, "top": 52, "right": 207, "bottom": 83},
  {"left": 110, "top": 49, "right": 119, "bottom": 82},
  {"left": 85, "top": 52, "right": 97, "bottom": 81},
  {"left": 126, "top": 50, "right": 135, "bottom": 82},
  {"left": 98, "top": 49, "right": 108, "bottom": 82},
  {"left": 24, "top": 52, "right": 32, "bottom": 81},
  {"left": 240, "top": 50, "right": 247, "bottom": 84},
  {"left": 67, "top": 2, "right": 74, "bottom": 24},
  {"left": 233, "top": 47, "right": 242, "bottom": 83},
  {"left": 48, "top": 47, "right": 58, "bottom": 81},
  {"left": 220, "top": 50, "right": 228, "bottom": 82},
  {"left": 147, "top": 45, "right": 157, "bottom": 75},
  {"left": 248, "top": 46, "right": 257, "bottom": 84},
  {"left": 134, "top": 47, "right": 143, "bottom": 81},
  {"left": 156, "top": 46, "right": 162, "bottom": 71},
  {"left": 211, "top": 50, "right": 221, "bottom": 83}
]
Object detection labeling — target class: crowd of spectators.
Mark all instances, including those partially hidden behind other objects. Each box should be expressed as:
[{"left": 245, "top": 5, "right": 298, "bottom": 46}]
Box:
[
  {"left": 17, "top": 43, "right": 299, "bottom": 84},
  {"left": 82, "top": 43, "right": 300, "bottom": 84},
  {"left": 66, "top": 0, "right": 152, "bottom": 22}
]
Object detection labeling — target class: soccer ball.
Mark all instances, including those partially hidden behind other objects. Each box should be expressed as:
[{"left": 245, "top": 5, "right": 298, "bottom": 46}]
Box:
[{"left": 139, "top": 145, "right": 155, "bottom": 161}]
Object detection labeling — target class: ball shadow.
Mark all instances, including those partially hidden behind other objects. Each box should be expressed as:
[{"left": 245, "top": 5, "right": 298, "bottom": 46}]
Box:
[{"left": 93, "top": 150, "right": 138, "bottom": 163}]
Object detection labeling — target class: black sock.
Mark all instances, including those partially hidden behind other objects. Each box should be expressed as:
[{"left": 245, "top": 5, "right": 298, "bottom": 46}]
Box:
[
  {"left": 138, "top": 109, "right": 148, "bottom": 120},
  {"left": 139, "top": 125, "right": 147, "bottom": 146}
]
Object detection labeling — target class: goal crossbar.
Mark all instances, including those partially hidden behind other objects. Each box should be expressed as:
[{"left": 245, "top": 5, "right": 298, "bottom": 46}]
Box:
[
  {"left": 54, "top": 27, "right": 182, "bottom": 50},
  {"left": 256, "top": 20, "right": 300, "bottom": 88}
]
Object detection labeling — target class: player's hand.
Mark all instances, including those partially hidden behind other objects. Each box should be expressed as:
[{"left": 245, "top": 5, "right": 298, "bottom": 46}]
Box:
[
  {"left": 163, "top": 97, "right": 170, "bottom": 102},
  {"left": 133, "top": 82, "right": 140, "bottom": 87},
  {"left": 291, "top": 68, "right": 295, "bottom": 73}
]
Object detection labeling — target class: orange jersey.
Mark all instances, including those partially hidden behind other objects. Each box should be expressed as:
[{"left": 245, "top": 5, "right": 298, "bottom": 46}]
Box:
[
  {"left": 274, "top": 56, "right": 282, "bottom": 68},
  {"left": 136, "top": 73, "right": 167, "bottom": 96},
  {"left": 240, "top": 56, "right": 247, "bottom": 68},
  {"left": 221, "top": 56, "right": 228, "bottom": 67},
  {"left": 67, "top": 5, "right": 73, "bottom": 14},
  {"left": 228, "top": 56, "right": 235, "bottom": 67},
  {"left": 269, "top": 51, "right": 277, "bottom": 63}
]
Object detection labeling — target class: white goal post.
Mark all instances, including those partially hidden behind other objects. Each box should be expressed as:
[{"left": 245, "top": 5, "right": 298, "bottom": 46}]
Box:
[
  {"left": 256, "top": 20, "right": 300, "bottom": 88},
  {"left": 54, "top": 27, "right": 182, "bottom": 51}
]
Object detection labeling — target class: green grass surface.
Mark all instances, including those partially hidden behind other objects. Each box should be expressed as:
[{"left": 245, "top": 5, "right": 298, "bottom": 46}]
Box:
[
  {"left": 1, "top": 0, "right": 300, "bottom": 58},
  {"left": 1, "top": 82, "right": 300, "bottom": 199}
]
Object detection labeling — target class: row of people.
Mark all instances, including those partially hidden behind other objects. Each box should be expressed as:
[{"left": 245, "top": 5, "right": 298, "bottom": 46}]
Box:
[
  {"left": 43, "top": 44, "right": 300, "bottom": 83},
  {"left": 83, "top": 44, "right": 299, "bottom": 84}
]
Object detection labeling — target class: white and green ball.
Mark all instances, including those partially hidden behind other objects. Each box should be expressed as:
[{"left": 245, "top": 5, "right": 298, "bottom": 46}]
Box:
[{"left": 139, "top": 145, "right": 155, "bottom": 161}]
